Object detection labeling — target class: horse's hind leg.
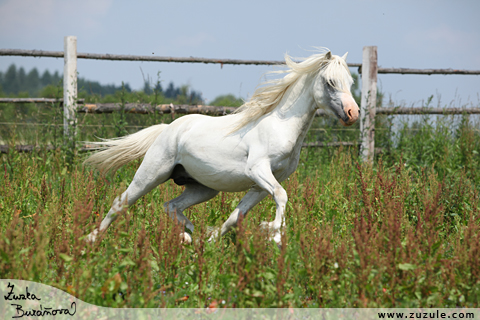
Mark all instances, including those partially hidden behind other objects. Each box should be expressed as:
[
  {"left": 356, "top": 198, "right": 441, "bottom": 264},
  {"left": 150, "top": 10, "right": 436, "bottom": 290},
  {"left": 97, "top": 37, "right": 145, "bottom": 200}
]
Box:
[
  {"left": 208, "top": 188, "right": 268, "bottom": 242},
  {"left": 164, "top": 183, "right": 219, "bottom": 244},
  {"left": 86, "top": 144, "right": 176, "bottom": 242}
]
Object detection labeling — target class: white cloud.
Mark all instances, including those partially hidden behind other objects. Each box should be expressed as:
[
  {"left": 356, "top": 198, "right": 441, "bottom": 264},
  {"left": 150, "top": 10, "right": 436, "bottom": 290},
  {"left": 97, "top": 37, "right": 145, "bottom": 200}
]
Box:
[
  {"left": 0, "top": 0, "right": 113, "bottom": 41},
  {"left": 58, "top": 0, "right": 113, "bottom": 30},
  {"left": 405, "top": 24, "right": 477, "bottom": 52},
  {"left": 0, "top": 0, "right": 55, "bottom": 33}
]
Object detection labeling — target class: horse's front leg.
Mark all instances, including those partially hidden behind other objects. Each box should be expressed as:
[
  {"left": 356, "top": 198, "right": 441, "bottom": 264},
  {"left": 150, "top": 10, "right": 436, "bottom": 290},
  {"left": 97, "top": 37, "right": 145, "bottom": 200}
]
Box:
[{"left": 245, "top": 159, "right": 288, "bottom": 246}]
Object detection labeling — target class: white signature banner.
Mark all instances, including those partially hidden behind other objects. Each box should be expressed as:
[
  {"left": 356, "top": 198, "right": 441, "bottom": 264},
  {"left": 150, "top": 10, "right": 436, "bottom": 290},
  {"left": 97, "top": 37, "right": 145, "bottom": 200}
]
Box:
[{"left": 0, "top": 279, "right": 479, "bottom": 319}]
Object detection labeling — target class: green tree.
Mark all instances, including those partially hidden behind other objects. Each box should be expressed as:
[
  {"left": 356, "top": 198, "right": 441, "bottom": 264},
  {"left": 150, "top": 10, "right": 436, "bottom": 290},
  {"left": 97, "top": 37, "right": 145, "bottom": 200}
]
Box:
[
  {"left": 143, "top": 81, "right": 153, "bottom": 95},
  {"left": 3, "top": 64, "right": 20, "bottom": 94},
  {"left": 0, "top": 72, "right": 3, "bottom": 97},
  {"left": 41, "top": 70, "right": 53, "bottom": 87},
  {"left": 52, "top": 71, "right": 62, "bottom": 84},
  {"left": 26, "top": 68, "right": 41, "bottom": 95},
  {"left": 209, "top": 94, "right": 243, "bottom": 107},
  {"left": 17, "top": 67, "right": 27, "bottom": 95},
  {"left": 40, "top": 84, "right": 63, "bottom": 98}
]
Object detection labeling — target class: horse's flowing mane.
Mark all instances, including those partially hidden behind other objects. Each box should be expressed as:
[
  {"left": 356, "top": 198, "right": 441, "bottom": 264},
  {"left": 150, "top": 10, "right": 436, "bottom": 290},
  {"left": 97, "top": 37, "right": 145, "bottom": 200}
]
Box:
[{"left": 232, "top": 49, "right": 352, "bottom": 131}]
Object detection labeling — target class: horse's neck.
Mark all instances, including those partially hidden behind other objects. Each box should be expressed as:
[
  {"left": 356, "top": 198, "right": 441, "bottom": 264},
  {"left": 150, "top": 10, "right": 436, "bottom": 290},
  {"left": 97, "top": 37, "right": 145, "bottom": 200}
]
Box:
[{"left": 273, "top": 74, "right": 317, "bottom": 139}]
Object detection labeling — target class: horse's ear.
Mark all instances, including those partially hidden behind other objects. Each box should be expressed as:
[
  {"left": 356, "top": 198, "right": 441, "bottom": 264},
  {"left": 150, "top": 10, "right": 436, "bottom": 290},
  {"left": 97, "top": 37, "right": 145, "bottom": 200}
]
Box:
[
  {"left": 325, "top": 51, "right": 332, "bottom": 60},
  {"left": 342, "top": 52, "right": 348, "bottom": 61}
]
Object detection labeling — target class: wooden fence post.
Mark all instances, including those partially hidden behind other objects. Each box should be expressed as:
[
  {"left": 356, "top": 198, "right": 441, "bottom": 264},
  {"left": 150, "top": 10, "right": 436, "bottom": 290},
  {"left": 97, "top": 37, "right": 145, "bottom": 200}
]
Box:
[
  {"left": 63, "top": 36, "right": 77, "bottom": 143},
  {"left": 360, "top": 46, "right": 378, "bottom": 164}
]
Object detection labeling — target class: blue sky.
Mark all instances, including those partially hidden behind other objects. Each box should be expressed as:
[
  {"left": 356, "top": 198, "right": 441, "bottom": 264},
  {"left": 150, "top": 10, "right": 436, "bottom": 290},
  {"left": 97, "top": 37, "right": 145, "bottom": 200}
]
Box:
[{"left": 1, "top": 0, "right": 479, "bottom": 106}]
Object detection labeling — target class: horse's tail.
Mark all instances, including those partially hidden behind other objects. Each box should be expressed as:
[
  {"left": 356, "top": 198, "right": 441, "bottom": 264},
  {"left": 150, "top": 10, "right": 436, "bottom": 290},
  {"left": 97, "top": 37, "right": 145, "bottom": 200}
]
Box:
[{"left": 84, "top": 123, "right": 169, "bottom": 175}]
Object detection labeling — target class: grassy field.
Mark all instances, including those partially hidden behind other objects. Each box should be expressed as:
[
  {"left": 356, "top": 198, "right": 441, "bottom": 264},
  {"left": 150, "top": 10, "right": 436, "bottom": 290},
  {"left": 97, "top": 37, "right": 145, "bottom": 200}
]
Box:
[{"left": 1, "top": 108, "right": 479, "bottom": 308}]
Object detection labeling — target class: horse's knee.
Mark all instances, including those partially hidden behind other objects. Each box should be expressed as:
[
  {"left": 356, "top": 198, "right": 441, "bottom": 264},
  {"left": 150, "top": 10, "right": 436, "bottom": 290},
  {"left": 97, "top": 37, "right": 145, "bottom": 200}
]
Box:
[
  {"left": 163, "top": 201, "right": 194, "bottom": 232},
  {"left": 163, "top": 201, "right": 170, "bottom": 212}
]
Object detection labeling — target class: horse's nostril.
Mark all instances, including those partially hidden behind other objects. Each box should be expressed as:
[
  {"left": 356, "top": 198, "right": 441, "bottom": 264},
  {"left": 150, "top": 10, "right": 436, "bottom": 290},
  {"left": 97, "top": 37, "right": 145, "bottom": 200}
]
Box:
[{"left": 347, "top": 109, "right": 353, "bottom": 119}]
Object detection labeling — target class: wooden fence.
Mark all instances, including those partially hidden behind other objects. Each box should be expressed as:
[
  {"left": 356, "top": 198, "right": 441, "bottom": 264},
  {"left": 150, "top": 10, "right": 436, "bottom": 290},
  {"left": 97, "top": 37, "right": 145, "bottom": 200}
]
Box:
[{"left": 1, "top": 36, "right": 480, "bottom": 162}]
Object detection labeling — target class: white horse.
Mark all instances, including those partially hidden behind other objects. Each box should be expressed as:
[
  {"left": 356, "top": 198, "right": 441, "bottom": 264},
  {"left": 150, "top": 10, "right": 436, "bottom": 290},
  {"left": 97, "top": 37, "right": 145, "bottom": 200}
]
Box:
[{"left": 85, "top": 50, "right": 359, "bottom": 246}]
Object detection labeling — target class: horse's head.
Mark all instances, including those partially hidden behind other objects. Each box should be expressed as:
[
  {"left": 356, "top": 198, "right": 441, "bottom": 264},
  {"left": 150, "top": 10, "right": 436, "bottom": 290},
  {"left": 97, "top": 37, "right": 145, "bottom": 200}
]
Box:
[{"left": 313, "top": 51, "right": 359, "bottom": 126}]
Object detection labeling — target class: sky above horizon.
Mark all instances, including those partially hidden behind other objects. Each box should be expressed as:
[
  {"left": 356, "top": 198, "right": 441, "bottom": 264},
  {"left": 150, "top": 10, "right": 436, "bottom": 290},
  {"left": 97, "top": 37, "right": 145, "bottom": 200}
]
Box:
[{"left": 1, "top": 0, "right": 479, "bottom": 107}]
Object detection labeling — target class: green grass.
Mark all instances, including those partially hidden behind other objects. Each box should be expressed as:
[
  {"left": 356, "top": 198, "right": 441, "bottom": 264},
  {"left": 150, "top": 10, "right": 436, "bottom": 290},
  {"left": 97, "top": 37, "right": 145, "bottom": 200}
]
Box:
[
  {"left": 1, "top": 94, "right": 479, "bottom": 308},
  {"left": 1, "top": 139, "right": 479, "bottom": 308}
]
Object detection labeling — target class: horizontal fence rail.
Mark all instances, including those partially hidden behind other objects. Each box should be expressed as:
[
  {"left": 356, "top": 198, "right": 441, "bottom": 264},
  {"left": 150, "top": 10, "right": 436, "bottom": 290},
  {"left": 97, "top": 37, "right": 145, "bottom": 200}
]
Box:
[
  {"left": 76, "top": 103, "right": 329, "bottom": 117},
  {"left": 0, "top": 145, "right": 57, "bottom": 154},
  {"left": 376, "top": 67, "right": 480, "bottom": 75},
  {"left": 376, "top": 107, "right": 480, "bottom": 115},
  {"left": 303, "top": 141, "right": 358, "bottom": 148},
  {"left": 0, "top": 98, "right": 85, "bottom": 104},
  {"left": 0, "top": 144, "right": 101, "bottom": 154},
  {"left": 78, "top": 103, "right": 237, "bottom": 115},
  {"left": 0, "top": 48, "right": 362, "bottom": 67}
]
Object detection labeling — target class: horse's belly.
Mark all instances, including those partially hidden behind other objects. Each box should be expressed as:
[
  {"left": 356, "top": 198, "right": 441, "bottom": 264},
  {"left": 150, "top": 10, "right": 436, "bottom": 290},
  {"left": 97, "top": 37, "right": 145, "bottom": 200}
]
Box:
[
  {"left": 200, "top": 174, "right": 253, "bottom": 192},
  {"left": 178, "top": 142, "right": 252, "bottom": 192},
  {"left": 180, "top": 157, "right": 253, "bottom": 192}
]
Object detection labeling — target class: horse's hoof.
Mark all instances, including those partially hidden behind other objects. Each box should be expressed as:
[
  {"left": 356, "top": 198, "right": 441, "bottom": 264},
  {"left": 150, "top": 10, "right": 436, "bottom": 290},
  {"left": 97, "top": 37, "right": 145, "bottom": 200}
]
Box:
[
  {"left": 206, "top": 226, "right": 219, "bottom": 243},
  {"left": 180, "top": 232, "right": 192, "bottom": 245},
  {"left": 86, "top": 230, "right": 98, "bottom": 243},
  {"left": 260, "top": 221, "right": 272, "bottom": 230},
  {"left": 273, "top": 233, "right": 283, "bottom": 249}
]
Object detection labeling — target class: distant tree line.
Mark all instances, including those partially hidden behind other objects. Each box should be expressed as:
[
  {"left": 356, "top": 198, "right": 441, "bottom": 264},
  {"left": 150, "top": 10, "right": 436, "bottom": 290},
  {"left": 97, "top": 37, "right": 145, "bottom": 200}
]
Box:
[{"left": 0, "top": 64, "right": 203, "bottom": 103}]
